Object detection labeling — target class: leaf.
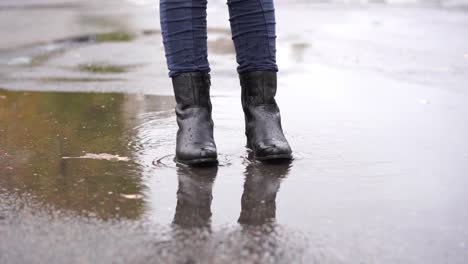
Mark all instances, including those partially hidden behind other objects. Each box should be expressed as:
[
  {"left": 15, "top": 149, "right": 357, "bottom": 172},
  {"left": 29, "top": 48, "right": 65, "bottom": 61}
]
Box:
[{"left": 120, "top": 194, "right": 143, "bottom": 200}]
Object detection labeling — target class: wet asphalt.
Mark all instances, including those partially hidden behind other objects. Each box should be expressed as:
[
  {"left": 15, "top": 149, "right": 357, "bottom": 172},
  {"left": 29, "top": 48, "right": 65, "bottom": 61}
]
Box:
[{"left": 1, "top": 0, "right": 468, "bottom": 263}]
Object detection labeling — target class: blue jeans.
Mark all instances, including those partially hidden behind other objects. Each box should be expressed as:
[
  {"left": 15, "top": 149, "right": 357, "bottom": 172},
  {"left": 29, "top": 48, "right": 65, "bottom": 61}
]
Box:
[{"left": 160, "top": 0, "right": 278, "bottom": 77}]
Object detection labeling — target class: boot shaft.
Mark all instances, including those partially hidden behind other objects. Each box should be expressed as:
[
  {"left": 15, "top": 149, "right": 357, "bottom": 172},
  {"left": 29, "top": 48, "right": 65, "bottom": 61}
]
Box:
[
  {"left": 172, "top": 72, "right": 212, "bottom": 109},
  {"left": 240, "top": 71, "right": 277, "bottom": 107}
]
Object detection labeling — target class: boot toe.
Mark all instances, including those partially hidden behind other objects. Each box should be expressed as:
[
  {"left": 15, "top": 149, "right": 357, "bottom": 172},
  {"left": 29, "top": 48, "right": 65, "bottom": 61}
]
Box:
[
  {"left": 177, "top": 143, "right": 218, "bottom": 165},
  {"left": 255, "top": 139, "right": 292, "bottom": 160}
]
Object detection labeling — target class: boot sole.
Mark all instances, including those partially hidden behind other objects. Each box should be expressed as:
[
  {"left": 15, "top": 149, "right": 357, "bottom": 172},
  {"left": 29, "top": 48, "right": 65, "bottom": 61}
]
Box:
[{"left": 175, "top": 157, "right": 218, "bottom": 166}]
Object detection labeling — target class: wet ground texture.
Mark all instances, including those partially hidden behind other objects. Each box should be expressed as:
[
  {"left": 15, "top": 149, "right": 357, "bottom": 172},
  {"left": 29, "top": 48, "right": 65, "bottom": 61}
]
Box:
[{"left": 1, "top": 0, "right": 468, "bottom": 263}]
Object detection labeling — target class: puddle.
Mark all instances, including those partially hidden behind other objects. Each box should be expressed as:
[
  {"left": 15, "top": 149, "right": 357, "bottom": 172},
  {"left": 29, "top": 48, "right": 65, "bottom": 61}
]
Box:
[
  {"left": 0, "top": 89, "right": 149, "bottom": 220},
  {"left": 1, "top": 85, "right": 468, "bottom": 263}
]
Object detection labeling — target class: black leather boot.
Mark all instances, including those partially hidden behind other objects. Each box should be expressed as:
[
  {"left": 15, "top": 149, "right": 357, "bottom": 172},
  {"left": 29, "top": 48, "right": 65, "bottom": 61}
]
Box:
[
  {"left": 172, "top": 72, "right": 217, "bottom": 165},
  {"left": 240, "top": 71, "right": 292, "bottom": 161}
]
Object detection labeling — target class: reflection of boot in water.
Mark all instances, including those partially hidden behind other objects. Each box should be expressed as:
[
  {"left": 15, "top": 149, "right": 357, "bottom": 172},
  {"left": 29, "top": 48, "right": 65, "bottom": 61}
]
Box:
[
  {"left": 238, "top": 161, "right": 291, "bottom": 225},
  {"left": 173, "top": 166, "right": 218, "bottom": 228}
]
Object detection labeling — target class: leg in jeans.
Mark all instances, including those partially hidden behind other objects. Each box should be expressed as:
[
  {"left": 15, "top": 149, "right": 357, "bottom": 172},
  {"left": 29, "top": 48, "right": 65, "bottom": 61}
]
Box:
[
  {"left": 227, "top": 0, "right": 278, "bottom": 74},
  {"left": 160, "top": 0, "right": 210, "bottom": 77}
]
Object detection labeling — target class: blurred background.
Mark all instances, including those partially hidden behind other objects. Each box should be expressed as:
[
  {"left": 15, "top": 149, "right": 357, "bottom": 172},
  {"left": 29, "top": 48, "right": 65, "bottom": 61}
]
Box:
[{"left": 1, "top": 0, "right": 468, "bottom": 94}]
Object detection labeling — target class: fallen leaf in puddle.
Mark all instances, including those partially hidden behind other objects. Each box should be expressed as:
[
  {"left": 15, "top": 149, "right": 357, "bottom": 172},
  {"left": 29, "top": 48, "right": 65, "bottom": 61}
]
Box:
[
  {"left": 62, "top": 153, "right": 130, "bottom": 162},
  {"left": 120, "top": 194, "right": 143, "bottom": 199}
]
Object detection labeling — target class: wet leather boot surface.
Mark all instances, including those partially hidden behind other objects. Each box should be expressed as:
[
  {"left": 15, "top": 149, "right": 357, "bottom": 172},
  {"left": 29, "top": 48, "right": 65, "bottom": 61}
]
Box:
[
  {"left": 240, "top": 71, "right": 292, "bottom": 161},
  {"left": 172, "top": 72, "right": 218, "bottom": 165}
]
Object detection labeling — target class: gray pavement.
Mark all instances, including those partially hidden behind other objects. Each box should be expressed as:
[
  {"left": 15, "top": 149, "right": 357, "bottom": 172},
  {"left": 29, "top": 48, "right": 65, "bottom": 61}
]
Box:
[{"left": 1, "top": 1, "right": 468, "bottom": 263}]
